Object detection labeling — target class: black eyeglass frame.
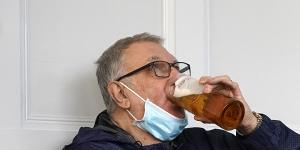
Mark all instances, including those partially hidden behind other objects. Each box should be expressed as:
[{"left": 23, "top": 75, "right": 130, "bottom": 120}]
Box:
[{"left": 115, "top": 60, "right": 191, "bottom": 81}]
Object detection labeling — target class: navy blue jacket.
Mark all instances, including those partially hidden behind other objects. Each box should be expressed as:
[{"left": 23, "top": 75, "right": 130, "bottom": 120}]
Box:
[{"left": 63, "top": 110, "right": 300, "bottom": 150}]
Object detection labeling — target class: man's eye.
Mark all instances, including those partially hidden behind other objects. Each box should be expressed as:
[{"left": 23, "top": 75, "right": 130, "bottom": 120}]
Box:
[
  {"left": 153, "top": 62, "right": 169, "bottom": 72},
  {"left": 152, "top": 63, "right": 160, "bottom": 69}
]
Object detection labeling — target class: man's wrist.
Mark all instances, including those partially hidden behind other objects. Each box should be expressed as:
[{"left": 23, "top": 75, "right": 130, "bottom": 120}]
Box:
[
  {"left": 237, "top": 111, "right": 263, "bottom": 136},
  {"left": 251, "top": 112, "right": 263, "bottom": 131}
]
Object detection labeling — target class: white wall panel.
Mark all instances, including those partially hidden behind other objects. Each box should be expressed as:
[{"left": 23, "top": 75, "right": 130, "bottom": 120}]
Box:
[
  {"left": 175, "top": 0, "right": 300, "bottom": 133},
  {"left": 23, "top": 0, "right": 163, "bottom": 130},
  {"left": 210, "top": 0, "right": 300, "bottom": 133},
  {"left": 0, "top": 0, "right": 22, "bottom": 129},
  {"left": 1, "top": 0, "right": 166, "bottom": 149}
]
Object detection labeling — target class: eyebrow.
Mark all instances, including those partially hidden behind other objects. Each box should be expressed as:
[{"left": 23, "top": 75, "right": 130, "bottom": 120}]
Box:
[
  {"left": 147, "top": 56, "right": 160, "bottom": 62},
  {"left": 147, "top": 56, "right": 178, "bottom": 63}
]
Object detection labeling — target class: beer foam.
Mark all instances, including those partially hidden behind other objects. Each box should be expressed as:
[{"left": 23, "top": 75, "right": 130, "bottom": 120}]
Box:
[
  {"left": 173, "top": 88, "right": 195, "bottom": 97},
  {"left": 173, "top": 76, "right": 203, "bottom": 98}
]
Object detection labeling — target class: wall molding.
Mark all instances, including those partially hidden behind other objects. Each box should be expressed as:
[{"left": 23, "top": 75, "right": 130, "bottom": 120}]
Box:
[
  {"left": 20, "top": 0, "right": 176, "bottom": 130},
  {"left": 27, "top": 114, "right": 94, "bottom": 123},
  {"left": 162, "top": 0, "right": 211, "bottom": 75},
  {"left": 19, "top": 0, "right": 96, "bottom": 130},
  {"left": 162, "top": 0, "right": 176, "bottom": 55},
  {"left": 20, "top": 0, "right": 30, "bottom": 128}
]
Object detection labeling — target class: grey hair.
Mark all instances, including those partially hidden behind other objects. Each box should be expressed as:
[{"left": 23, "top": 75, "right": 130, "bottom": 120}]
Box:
[{"left": 95, "top": 32, "right": 164, "bottom": 114}]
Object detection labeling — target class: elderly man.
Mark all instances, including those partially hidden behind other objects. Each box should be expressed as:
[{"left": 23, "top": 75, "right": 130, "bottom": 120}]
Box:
[{"left": 64, "top": 33, "right": 300, "bottom": 150}]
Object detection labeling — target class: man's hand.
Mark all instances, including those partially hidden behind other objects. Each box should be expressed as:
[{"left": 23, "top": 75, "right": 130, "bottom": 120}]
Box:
[{"left": 194, "top": 75, "right": 258, "bottom": 135}]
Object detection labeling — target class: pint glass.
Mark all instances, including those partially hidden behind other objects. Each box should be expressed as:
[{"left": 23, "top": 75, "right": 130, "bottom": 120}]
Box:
[{"left": 172, "top": 76, "right": 245, "bottom": 130}]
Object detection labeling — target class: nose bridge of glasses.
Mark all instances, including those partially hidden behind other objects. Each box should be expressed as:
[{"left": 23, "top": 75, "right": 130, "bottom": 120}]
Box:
[
  {"left": 172, "top": 62, "right": 191, "bottom": 76},
  {"left": 168, "top": 62, "right": 181, "bottom": 77}
]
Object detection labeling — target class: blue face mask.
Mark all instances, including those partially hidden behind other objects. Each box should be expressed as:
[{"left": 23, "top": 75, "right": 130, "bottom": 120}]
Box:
[{"left": 119, "top": 82, "right": 188, "bottom": 141}]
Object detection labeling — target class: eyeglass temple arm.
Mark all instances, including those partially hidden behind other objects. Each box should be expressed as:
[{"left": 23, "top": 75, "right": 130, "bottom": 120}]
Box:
[
  {"left": 116, "top": 63, "right": 152, "bottom": 81},
  {"left": 179, "top": 66, "right": 191, "bottom": 74}
]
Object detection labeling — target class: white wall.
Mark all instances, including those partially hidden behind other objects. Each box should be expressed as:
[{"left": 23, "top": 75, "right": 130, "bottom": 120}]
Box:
[
  {"left": 1, "top": 0, "right": 299, "bottom": 149},
  {"left": 0, "top": 0, "right": 163, "bottom": 149},
  {"left": 175, "top": 0, "right": 300, "bottom": 133},
  {"left": 209, "top": 0, "right": 300, "bottom": 132}
]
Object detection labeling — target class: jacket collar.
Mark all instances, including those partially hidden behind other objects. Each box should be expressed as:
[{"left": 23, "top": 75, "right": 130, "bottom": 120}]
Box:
[
  {"left": 93, "top": 110, "right": 184, "bottom": 150},
  {"left": 93, "top": 110, "right": 139, "bottom": 144}
]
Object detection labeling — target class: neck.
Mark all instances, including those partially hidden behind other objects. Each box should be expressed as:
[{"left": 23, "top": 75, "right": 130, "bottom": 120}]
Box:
[{"left": 110, "top": 108, "right": 161, "bottom": 146}]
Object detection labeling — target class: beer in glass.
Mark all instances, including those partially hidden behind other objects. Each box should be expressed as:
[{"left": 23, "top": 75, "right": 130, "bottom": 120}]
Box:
[{"left": 171, "top": 76, "right": 245, "bottom": 130}]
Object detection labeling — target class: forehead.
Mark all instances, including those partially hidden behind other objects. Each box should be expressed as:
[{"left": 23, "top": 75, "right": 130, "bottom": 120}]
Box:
[{"left": 122, "top": 42, "right": 176, "bottom": 69}]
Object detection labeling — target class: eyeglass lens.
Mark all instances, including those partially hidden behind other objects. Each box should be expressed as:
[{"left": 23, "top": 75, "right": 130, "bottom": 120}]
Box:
[{"left": 152, "top": 61, "right": 190, "bottom": 77}]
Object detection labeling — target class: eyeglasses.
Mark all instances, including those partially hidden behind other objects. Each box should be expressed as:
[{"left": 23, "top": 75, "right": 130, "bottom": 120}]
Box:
[{"left": 116, "top": 60, "right": 191, "bottom": 81}]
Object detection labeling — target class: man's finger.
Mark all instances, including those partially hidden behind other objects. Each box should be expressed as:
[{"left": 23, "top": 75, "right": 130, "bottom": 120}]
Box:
[
  {"left": 199, "top": 76, "right": 212, "bottom": 84},
  {"left": 202, "top": 84, "right": 217, "bottom": 93},
  {"left": 207, "top": 75, "right": 238, "bottom": 90}
]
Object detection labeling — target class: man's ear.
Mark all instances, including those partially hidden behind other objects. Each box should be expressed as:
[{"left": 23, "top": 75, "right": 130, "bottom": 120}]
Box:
[{"left": 107, "top": 81, "right": 130, "bottom": 109}]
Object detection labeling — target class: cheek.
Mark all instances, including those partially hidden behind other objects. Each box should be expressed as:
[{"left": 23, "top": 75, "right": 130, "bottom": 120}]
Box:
[
  {"left": 140, "top": 79, "right": 166, "bottom": 96},
  {"left": 149, "top": 84, "right": 167, "bottom": 98},
  {"left": 137, "top": 78, "right": 169, "bottom": 105},
  {"left": 151, "top": 87, "right": 174, "bottom": 110}
]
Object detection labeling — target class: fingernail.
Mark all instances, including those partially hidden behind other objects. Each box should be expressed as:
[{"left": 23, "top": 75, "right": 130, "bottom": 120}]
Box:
[{"left": 199, "top": 79, "right": 206, "bottom": 84}]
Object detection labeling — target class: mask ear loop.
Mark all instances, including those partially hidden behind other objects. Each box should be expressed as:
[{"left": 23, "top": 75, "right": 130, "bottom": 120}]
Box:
[
  {"left": 119, "top": 82, "right": 146, "bottom": 102},
  {"left": 126, "top": 110, "right": 140, "bottom": 126},
  {"left": 119, "top": 82, "right": 146, "bottom": 125}
]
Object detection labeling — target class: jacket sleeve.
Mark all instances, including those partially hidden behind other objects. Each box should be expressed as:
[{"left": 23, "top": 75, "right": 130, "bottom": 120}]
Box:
[{"left": 237, "top": 114, "right": 300, "bottom": 150}]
